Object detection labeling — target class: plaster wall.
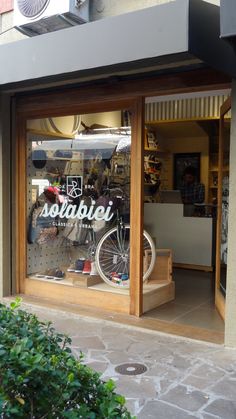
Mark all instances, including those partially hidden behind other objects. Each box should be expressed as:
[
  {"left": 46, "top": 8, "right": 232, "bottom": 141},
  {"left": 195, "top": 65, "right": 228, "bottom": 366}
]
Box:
[
  {"left": 0, "top": 10, "right": 26, "bottom": 44},
  {"left": 0, "top": 2, "right": 189, "bottom": 86},
  {"left": 90, "top": 0, "right": 175, "bottom": 20},
  {"left": 225, "top": 80, "right": 236, "bottom": 347},
  {"left": 90, "top": 0, "right": 220, "bottom": 21},
  {"left": 0, "top": 0, "right": 220, "bottom": 46},
  {"left": 0, "top": 94, "right": 11, "bottom": 298}
]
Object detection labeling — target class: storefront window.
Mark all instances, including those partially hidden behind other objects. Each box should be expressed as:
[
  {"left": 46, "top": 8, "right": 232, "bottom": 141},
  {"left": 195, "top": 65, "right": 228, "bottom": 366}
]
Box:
[{"left": 26, "top": 112, "right": 134, "bottom": 289}]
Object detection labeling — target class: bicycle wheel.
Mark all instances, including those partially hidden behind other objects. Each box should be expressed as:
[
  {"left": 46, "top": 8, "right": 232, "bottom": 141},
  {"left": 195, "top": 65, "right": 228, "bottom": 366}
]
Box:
[{"left": 95, "top": 224, "right": 156, "bottom": 288}]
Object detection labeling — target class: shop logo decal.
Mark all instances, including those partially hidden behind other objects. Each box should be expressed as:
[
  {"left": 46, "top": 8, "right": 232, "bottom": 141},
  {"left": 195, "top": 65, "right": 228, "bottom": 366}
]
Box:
[
  {"left": 66, "top": 176, "right": 83, "bottom": 199},
  {"left": 40, "top": 200, "right": 114, "bottom": 222},
  {"left": 40, "top": 176, "right": 114, "bottom": 222}
]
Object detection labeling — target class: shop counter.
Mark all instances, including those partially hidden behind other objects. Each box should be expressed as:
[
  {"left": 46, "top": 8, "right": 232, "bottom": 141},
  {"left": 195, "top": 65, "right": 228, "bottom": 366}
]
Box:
[{"left": 144, "top": 203, "right": 213, "bottom": 269}]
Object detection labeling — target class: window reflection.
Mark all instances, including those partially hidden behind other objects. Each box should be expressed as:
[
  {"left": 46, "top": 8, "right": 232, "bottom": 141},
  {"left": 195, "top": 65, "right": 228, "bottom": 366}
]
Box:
[{"left": 27, "top": 119, "right": 132, "bottom": 289}]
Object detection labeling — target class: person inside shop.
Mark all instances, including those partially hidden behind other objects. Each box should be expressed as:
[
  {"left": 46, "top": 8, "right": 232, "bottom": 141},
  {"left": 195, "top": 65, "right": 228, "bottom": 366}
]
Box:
[{"left": 180, "top": 166, "right": 205, "bottom": 204}]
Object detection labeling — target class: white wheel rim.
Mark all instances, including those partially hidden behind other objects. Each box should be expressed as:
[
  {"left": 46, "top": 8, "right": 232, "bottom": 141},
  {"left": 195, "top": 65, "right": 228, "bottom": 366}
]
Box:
[{"left": 95, "top": 225, "right": 156, "bottom": 289}]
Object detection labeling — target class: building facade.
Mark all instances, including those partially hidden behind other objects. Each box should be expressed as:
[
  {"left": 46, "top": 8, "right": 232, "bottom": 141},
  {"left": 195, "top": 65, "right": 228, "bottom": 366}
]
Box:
[{"left": 0, "top": 0, "right": 236, "bottom": 347}]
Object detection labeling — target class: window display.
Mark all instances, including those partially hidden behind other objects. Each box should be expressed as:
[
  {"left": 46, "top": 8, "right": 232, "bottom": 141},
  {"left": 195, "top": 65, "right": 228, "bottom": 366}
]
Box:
[{"left": 27, "top": 115, "right": 155, "bottom": 289}]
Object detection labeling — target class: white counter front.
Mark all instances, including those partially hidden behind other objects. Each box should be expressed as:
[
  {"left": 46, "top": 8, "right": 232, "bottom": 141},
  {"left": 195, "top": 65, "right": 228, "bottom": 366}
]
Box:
[{"left": 144, "top": 203, "right": 213, "bottom": 268}]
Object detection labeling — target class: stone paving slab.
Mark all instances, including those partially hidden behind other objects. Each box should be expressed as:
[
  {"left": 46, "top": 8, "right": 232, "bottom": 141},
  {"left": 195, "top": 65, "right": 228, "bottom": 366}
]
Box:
[
  {"left": 138, "top": 401, "right": 196, "bottom": 419},
  {"left": 13, "top": 302, "right": 236, "bottom": 418},
  {"left": 204, "top": 399, "right": 236, "bottom": 419}
]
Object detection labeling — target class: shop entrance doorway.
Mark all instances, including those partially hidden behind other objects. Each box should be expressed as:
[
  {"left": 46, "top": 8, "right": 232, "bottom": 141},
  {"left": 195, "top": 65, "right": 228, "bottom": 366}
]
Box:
[{"left": 142, "top": 92, "right": 231, "bottom": 342}]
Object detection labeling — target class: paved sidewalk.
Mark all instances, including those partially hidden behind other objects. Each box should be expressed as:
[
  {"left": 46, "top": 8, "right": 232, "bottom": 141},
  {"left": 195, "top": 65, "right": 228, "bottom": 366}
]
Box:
[{"left": 20, "top": 303, "right": 236, "bottom": 418}]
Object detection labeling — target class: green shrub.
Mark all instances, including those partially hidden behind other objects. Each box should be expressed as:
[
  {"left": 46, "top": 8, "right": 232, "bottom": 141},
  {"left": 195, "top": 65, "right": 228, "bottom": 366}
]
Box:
[{"left": 0, "top": 298, "right": 134, "bottom": 418}]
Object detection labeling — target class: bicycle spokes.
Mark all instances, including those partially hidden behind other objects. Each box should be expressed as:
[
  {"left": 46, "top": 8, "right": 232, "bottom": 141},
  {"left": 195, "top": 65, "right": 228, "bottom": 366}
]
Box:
[
  {"left": 95, "top": 225, "right": 156, "bottom": 289},
  {"left": 98, "top": 229, "right": 129, "bottom": 286}
]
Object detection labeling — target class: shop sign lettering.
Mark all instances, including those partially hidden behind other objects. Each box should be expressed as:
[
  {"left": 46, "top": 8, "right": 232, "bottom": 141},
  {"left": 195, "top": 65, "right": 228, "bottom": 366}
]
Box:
[{"left": 40, "top": 200, "right": 114, "bottom": 222}]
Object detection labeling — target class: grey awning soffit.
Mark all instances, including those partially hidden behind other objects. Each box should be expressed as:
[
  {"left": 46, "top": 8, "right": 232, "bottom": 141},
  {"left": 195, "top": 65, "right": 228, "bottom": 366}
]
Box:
[
  {"left": 189, "top": 0, "right": 236, "bottom": 79},
  {"left": 0, "top": 0, "right": 235, "bottom": 90},
  {"left": 0, "top": 0, "right": 189, "bottom": 87}
]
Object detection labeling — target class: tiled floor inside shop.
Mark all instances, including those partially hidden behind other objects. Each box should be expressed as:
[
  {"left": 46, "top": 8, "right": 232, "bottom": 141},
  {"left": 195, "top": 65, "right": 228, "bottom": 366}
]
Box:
[{"left": 145, "top": 269, "right": 224, "bottom": 333}]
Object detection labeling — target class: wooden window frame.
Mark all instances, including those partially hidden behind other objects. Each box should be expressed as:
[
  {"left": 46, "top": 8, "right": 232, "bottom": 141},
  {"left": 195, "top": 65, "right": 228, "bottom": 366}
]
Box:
[
  {"left": 15, "top": 95, "right": 144, "bottom": 316},
  {"left": 14, "top": 68, "right": 231, "bottom": 317}
]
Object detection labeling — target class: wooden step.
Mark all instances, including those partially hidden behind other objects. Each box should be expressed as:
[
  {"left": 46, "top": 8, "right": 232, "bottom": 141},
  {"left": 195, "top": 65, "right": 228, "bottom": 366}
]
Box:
[
  {"left": 145, "top": 248, "right": 172, "bottom": 284},
  {"left": 66, "top": 271, "right": 103, "bottom": 288},
  {"left": 143, "top": 282, "right": 175, "bottom": 313}
]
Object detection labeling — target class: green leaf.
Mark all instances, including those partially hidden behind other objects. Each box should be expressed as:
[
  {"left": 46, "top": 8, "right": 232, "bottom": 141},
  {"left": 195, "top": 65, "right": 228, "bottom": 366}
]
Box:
[
  {"left": 67, "top": 372, "right": 74, "bottom": 382},
  {"left": 34, "top": 354, "right": 43, "bottom": 363},
  {"left": 0, "top": 302, "right": 133, "bottom": 418},
  {"left": 10, "top": 297, "right": 22, "bottom": 310},
  {"left": 116, "top": 395, "right": 126, "bottom": 405},
  {"left": 105, "top": 379, "right": 116, "bottom": 391}
]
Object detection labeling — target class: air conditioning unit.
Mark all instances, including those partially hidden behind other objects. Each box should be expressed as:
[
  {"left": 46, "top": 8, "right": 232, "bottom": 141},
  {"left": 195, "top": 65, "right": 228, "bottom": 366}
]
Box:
[
  {"left": 220, "top": 0, "right": 236, "bottom": 39},
  {"left": 14, "top": 0, "right": 89, "bottom": 37}
]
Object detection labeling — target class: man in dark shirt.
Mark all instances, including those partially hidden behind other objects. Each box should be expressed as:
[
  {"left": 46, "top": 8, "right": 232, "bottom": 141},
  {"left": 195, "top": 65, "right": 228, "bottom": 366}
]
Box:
[{"left": 180, "top": 166, "right": 205, "bottom": 204}]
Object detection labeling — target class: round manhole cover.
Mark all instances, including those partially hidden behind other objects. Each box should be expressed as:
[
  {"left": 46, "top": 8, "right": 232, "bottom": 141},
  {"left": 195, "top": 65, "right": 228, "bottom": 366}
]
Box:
[{"left": 115, "top": 363, "right": 147, "bottom": 376}]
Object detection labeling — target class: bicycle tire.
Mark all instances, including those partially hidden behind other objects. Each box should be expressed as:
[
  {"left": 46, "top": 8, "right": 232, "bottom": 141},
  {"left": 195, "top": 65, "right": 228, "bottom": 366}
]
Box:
[{"left": 95, "top": 224, "right": 156, "bottom": 288}]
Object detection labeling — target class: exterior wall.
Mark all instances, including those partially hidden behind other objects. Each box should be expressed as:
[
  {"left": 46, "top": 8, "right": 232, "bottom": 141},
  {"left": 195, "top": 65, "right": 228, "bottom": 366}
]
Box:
[
  {"left": 90, "top": 0, "right": 174, "bottom": 20},
  {"left": 0, "top": 3, "right": 189, "bottom": 86},
  {"left": 0, "top": 0, "right": 234, "bottom": 346},
  {"left": 0, "top": 0, "right": 13, "bottom": 14},
  {"left": 225, "top": 80, "right": 236, "bottom": 347},
  {"left": 90, "top": 0, "right": 220, "bottom": 21},
  {"left": 0, "top": 94, "right": 11, "bottom": 298},
  {"left": 0, "top": 9, "right": 26, "bottom": 44},
  {"left": 0, "top": 0, "right": 220, "bottom": 45}
]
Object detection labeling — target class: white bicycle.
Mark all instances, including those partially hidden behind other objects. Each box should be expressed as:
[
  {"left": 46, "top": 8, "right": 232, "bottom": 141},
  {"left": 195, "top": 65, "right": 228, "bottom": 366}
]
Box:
[{"left": 94, "top": 188, "right": 156, "bottom": 288}]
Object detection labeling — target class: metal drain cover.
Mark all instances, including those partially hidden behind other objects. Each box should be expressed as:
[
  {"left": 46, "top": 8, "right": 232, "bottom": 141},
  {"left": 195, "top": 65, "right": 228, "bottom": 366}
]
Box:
[{"left": 115, "top": 363, "right": 147, "bottom": 376}]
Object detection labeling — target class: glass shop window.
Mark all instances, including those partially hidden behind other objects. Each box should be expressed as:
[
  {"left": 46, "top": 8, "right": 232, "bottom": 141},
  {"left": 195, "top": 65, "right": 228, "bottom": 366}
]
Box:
[{"left": 26, "top": 111, "right": 133, "bottom": 289}]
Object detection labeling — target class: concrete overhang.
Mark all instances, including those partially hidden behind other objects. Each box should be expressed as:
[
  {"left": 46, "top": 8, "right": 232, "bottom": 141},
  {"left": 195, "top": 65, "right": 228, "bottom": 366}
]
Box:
[{"left": 0, "top": 0, "right": 234, "bottom": 92}]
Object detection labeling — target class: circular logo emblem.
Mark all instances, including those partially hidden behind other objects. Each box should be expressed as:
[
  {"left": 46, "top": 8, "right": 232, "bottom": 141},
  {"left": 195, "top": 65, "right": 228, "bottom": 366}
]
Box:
[{"left": 17, "top": 0, "right": 50, "bottom": 18}]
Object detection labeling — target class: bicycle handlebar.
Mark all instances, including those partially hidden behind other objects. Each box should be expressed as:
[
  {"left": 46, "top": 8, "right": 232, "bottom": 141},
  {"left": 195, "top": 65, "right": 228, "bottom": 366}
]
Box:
[{"left": 102, "top": 186, "right": 129, "bottom": 201}]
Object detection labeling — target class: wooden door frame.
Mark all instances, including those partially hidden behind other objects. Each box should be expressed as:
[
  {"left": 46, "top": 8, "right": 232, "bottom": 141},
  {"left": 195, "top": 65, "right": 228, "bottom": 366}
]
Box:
[
  {"left": 15, "top": 95, "right": 144, "bottom": 316},
  {"left": 215, "top": 96, "right": 231, "bottom": 320}
]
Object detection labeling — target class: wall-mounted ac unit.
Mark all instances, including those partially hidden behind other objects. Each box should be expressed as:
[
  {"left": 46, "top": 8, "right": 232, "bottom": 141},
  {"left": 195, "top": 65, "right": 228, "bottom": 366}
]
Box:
[
  {"left": 14, "top": 0, "right": 89, "bottom": 37},
  {"left": 220, "top": 0, "right": 236, "bottom": 39}
]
